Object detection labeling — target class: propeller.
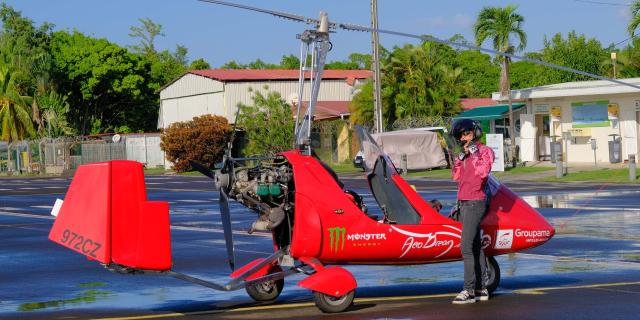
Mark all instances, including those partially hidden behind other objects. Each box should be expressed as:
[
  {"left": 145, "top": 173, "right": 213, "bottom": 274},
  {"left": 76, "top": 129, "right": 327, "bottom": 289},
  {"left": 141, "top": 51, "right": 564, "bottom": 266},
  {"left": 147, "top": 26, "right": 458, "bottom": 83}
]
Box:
[
  {"left": 188, "top": 159, "right": 236, "bottom": 271},
  {"left": 188, "top": 160, "right": 215, "bottom": 180},
  {"left": 219, "top": 188, "right": 236, "bottom": 271}
]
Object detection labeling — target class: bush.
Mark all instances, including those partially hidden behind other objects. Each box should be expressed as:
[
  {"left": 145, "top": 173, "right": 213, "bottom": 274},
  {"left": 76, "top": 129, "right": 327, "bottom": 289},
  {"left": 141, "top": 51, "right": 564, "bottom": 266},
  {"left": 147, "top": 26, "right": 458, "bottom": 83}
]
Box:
[
  {"left": 237, "top": 90, "right": 294, "bottom": 156},
  {"left": 160, "top": 114, "right": 232, "bottom": 172}
]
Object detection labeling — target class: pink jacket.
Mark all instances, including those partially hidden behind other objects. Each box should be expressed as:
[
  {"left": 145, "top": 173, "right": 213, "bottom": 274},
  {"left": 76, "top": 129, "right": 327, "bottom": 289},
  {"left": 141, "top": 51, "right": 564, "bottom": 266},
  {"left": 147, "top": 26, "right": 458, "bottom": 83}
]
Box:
[{"left": 452, "top": 142, "right": 495, "bottom": 201}]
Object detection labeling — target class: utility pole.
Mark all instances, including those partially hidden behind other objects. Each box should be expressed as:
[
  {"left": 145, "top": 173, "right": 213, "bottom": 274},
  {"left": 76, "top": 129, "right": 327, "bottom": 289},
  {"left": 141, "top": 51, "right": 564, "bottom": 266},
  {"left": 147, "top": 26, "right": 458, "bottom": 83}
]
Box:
[{"left": 371, "top": 0, "right": 383, "bottom": 133}]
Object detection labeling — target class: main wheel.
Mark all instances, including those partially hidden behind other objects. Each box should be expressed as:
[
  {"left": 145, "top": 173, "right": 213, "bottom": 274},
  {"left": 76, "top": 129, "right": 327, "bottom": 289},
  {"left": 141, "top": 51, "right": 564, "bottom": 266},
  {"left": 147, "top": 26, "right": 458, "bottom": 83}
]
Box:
[
  {"left": 245, "top": 278, "right": 284, "bottom": 302},
  {"left": 485, "top": 256, "right": 501, "bottom": 293},
  {"left": 313, "top": 290, "right": 355, "bottom": 313}
]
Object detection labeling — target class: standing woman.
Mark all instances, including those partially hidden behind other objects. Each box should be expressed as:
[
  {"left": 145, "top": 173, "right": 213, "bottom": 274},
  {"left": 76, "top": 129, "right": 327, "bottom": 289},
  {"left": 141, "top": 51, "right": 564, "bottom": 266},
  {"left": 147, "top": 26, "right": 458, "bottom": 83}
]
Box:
[{"left": 450, "top": 119, "right": 495, "bottom": 304}]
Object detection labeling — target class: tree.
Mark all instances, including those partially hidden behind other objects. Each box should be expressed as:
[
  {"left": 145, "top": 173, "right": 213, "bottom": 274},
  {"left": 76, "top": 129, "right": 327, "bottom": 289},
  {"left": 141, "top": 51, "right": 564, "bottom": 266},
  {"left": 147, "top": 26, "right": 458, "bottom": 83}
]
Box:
[
  {"left": 454, "top": 50, "right": 500, "bottom": 97},
  {"left": 0, "top": 4, "right": 53, "bottom": 94},
  {"left": 537, "top": 31, "right": 607, "bottom": 84},
  {"left": 474, "top": 5, "right": 526, "bottom": 166},
  {"left": 128, "top": 18, "right": 164, "bottom": 55},
  {"left": 49, "top": 30, "right": 156, "bottom": 134},
  {"left": 279, "top": 54, "right": 300, "bottom": 69},
  {"left": 160, "top": 114, "right": 232, "bottom": 172},
  {"left": 189, "top": 58, "right": 211, "bottom": 70},
  {"left": 0, "top": 67, "right": 34, "bottom": 142},
  {"left": 36, "top": 91, "right": 74, "bottom": 137},
  {"left": 628, "top": 1, "right": 640, "bottom": 36},
  {"left": 237, "top": 90, "right": 294, "bottom": 156}
]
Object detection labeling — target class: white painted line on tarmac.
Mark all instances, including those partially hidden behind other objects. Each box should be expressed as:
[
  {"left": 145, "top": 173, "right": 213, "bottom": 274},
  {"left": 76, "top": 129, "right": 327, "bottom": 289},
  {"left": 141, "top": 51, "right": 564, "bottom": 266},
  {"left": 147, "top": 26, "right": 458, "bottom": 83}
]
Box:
[
  {"left": 0, "top": 211, "right": 270, "bottom": 240},
  {"left": 18, "top": 187, "right": 38, "bottom": 190},
  {"left": 0, "top": 211, "right": 53, "bottom": 220},
  {"left": 31, "top": 205, "right": 53, "bottom": 209},
  {"left": 176, "top": 199, "right": 209, "bottom": 203}
]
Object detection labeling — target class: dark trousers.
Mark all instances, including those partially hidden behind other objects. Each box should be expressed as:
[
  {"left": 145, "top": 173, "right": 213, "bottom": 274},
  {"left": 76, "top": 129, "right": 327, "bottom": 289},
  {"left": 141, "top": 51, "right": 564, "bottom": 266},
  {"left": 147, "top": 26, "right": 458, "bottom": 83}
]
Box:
[{"left": 460, "top": 200, "right": 487, "bottom": 292}]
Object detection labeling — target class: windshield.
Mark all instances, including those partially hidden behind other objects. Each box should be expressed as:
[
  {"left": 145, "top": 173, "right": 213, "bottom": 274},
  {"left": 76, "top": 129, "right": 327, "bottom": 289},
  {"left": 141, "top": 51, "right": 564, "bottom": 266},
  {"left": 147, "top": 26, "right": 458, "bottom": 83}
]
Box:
[
  {"left": 354, "top": 125, "right": 421, "bottom": 224},
  {"left": 353, "top": 125, "right": 397, "bottom": 174}
]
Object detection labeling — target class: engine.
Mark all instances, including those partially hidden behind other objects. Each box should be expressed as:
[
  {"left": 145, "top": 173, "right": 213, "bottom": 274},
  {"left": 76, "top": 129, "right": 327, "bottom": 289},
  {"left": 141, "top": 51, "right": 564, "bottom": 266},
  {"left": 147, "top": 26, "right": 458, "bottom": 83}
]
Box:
[{"left": 216, "top": 156, "right": 295, "bottom": 248}]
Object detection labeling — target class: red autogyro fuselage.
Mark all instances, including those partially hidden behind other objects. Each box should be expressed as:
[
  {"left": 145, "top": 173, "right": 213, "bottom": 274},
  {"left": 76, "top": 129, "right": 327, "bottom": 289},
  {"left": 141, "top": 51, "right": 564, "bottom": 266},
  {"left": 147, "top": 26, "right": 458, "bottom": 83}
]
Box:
[{"left": 284, "top": 150, "right": 555, "bottom": 265}]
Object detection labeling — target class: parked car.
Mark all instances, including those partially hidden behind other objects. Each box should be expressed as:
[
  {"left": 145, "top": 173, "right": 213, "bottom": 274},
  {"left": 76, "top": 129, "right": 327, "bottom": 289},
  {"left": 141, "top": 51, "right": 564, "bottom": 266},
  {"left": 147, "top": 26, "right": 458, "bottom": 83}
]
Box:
[{"left": 353, "top": 150, "right": 365, "bottom": 170}]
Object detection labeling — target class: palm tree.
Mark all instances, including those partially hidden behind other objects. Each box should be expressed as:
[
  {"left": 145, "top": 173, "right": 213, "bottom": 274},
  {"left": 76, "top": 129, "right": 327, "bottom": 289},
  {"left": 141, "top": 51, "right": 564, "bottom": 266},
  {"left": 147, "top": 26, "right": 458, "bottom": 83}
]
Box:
[
  {"left": 474, "top": 5, "right": 526, "bottom": 166},
  {"left": 628, "top": 1, "right": 640, "bottom": 36},
  {"left": 0, "top": 67, "right": 35, "bottom": 172}
]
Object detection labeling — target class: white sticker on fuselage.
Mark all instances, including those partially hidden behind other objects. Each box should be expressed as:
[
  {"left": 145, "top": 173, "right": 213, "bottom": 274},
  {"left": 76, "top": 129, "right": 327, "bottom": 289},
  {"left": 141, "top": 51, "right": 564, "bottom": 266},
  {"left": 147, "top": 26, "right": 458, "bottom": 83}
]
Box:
[{"left": 495, "top": 229, "right": 513, "bottom": 249}]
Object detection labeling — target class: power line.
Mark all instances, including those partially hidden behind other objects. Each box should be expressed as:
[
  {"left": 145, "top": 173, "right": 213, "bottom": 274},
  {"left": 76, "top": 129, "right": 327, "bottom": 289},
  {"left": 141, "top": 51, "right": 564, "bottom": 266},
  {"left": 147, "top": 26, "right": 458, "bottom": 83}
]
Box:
[
  {"left": 199, "top": 0, "right": 640, "bottom": 91},
  {"left": 572, "top": 0, "right": 631, "bottom": 6}
]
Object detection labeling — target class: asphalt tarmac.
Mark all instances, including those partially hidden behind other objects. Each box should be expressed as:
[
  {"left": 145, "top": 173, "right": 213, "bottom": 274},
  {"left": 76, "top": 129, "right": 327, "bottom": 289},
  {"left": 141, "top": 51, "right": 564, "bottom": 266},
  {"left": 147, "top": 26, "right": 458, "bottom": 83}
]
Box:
[{"left": 1, "top": 174, "right": 639, "bottom": 319}]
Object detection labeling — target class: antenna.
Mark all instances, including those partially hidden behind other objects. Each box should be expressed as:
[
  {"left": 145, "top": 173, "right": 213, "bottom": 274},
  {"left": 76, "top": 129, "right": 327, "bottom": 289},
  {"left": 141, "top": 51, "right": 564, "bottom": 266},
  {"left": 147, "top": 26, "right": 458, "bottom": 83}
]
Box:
[{"left": 198, "top": 0, "right": 640, "bottom": 91}]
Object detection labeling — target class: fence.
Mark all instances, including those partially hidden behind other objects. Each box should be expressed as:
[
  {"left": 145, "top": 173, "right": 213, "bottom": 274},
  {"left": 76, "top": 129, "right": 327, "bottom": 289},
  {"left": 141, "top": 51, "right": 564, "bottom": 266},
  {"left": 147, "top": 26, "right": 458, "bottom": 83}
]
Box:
[{"left": 0, "top": 133, "right": 166, "bottom": 176}]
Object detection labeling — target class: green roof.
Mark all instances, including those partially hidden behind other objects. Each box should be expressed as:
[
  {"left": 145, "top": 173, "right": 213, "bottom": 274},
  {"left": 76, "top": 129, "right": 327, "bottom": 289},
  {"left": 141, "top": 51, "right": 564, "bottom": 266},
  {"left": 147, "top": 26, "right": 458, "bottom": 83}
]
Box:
[{"left": 455, "top": 103, "right": 526, "bottom": 120}]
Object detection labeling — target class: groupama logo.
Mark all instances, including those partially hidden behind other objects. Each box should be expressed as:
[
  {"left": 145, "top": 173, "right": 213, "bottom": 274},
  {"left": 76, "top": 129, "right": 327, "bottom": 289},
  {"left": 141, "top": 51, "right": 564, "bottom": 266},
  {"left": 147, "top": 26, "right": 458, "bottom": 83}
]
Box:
[{"left": 328, "top": 227, "right": 346, "bottom": 252}]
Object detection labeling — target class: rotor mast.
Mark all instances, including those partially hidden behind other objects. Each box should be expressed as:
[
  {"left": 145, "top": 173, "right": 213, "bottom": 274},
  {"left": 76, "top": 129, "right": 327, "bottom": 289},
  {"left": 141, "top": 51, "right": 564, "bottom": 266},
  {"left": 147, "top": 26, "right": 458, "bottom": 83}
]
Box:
[
  {"left": 294, "top": 12, "right": 331, "bottom": 155},
  {"left": 371, "top": 0, "right": 383, "bottom": 133}
]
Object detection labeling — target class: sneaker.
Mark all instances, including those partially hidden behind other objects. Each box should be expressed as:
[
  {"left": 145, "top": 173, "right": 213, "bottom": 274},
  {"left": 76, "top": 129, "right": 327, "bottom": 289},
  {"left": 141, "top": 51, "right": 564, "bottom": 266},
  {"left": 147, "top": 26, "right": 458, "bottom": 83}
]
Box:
[
  {"left": 475, "top": 288, "right": 489, "bottom": 301},
  {"left": 452, "top": 290, "right": 475, "bottom": 304}
]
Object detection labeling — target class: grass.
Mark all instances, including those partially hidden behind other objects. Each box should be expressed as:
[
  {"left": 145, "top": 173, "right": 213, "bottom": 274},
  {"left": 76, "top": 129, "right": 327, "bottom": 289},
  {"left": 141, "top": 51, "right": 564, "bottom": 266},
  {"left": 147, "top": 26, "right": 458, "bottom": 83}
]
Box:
[
  {"left": 143, "top": 167, "right": 167, "bottom": 175},
  {"left": 329, "top": 162, "right": 364, "bottom": 174},
  {"left": 404, "top": 165, "right": 554, "bottom": 179},
  {"left": 537, "top": 168, "right": 640, "bottom": 183},
  {"left": 492, "top": 165, "right": 554, "bottom": 178}
]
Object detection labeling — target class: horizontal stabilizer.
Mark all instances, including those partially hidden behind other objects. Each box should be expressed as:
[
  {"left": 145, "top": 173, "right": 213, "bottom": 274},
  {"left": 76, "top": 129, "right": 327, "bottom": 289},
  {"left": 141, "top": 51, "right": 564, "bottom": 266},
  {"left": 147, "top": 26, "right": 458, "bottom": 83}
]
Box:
[{"left": 48, "top": 160, "right": 172, "bottom": 271}]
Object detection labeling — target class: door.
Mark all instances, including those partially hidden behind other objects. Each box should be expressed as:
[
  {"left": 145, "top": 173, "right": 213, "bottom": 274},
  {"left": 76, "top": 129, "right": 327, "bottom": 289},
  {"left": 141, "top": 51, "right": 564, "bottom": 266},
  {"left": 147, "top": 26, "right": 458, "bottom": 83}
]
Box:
[
  {"left": 637, "top": 112, "right": 640, "bottom": 162},
  {"left": 519, "top": 114, "right": 536, "bottom": 162}
]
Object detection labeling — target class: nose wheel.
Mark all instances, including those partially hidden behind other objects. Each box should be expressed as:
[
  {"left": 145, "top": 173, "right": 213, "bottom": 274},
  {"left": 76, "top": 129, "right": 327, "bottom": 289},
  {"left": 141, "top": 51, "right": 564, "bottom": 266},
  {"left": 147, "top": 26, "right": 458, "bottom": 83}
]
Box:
[
  {"left": 486, "top": 256, "right": 501, "bottom": 293},
  {"left": 313, "top": 290, "right": 355, "bottom": 313},
  {"left": 246, "top": 278, "right": 285, "bottom": 302}
]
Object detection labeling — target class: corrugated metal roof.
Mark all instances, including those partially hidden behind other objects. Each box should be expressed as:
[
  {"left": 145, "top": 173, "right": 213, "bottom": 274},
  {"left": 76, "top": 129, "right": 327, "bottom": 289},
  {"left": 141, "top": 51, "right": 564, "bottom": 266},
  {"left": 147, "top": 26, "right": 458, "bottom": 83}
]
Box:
[
  {"left": 296, "top": 101, "right": 350, "bottom": 120},
  {"left": 190, "top": 69, "right": 372, "bottom": 81},
  {"left": 460, "top": 98, "right": 497, "bottom": 110},
  {"left": 494, "top": 77, "right": 640, "bottom": 100}
]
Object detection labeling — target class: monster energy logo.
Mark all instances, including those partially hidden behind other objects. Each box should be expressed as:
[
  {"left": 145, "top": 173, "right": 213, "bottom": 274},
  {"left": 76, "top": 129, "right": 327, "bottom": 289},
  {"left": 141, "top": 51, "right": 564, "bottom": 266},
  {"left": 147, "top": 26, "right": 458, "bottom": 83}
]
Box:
[{"left": 328, "top": 227, "right": 346, "bottom": 252}]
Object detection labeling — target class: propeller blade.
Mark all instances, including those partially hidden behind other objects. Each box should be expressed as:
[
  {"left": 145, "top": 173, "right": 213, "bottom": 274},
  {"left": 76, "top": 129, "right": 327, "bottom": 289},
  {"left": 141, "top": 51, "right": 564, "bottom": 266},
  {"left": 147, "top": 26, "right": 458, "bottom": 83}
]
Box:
[
  {"left": 219, "top": 189, "right": 235, "bottom": 271},
  {"left": 189, "top": 160, "right": 215, "bottom": 180}
]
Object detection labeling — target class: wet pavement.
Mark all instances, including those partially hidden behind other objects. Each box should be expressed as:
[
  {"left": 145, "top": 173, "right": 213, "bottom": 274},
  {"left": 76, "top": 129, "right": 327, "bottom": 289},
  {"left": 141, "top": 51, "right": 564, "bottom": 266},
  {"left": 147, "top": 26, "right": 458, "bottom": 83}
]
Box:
[{"left": 0, "top": 174, "right": 639, "bottom": 319}]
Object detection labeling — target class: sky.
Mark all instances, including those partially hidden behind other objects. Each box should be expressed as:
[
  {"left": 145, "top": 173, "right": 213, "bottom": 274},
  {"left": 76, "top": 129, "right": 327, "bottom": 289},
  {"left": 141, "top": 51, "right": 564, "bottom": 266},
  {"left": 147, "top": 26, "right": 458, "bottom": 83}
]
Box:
[{"left": 5, "top": 0, "right": 636, "bottom": 67}]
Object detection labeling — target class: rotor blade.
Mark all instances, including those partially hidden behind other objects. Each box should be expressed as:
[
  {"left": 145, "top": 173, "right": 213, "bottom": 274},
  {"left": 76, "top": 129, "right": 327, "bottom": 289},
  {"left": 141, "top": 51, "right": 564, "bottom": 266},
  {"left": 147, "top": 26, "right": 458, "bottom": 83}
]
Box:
[
  {"left": 198, "top": 0, "right": 317, "bottom": 25},
  {"left": 219, "top": 189, "right": 236, "bottom": 271},
  {"left": 188, "top": 160, "right": 215, "bottom": 180},
  {"left": 337, "top": 22, "right": 640, "bottom": 91},
  {"left": 198, "top": 0, "right": 640, "bottom": 91}
]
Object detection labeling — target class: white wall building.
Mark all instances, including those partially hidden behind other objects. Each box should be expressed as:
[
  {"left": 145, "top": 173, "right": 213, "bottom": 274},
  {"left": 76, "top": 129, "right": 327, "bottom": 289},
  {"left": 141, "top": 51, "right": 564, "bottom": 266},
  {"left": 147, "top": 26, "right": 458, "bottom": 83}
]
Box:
[
  {"left": 493, "top": 78, "right": 640, "bottom": 164},
  {"left": 158, "top": 69, "right": 372, "bottom": 128}
]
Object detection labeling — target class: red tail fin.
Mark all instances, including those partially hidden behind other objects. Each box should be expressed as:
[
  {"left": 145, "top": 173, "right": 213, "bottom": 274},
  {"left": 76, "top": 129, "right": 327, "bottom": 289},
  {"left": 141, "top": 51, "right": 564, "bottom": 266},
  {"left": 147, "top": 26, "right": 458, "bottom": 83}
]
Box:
[{"left": 48, "top": 160, "right": 172, "bottom": 271}]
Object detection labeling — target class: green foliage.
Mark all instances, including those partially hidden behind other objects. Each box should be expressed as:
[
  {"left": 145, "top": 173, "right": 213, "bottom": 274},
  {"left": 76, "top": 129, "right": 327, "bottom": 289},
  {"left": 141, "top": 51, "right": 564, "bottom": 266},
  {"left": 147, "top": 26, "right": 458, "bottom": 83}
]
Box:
[
  {"left": 628, "top": 1, "right": 640, "bottom": 36},
  {"left": 237, "top": 90, "right": 294, "bottom": 156},
  {"left": 49, "top": 30, "right": 156, "bottom": 134},
  {"left": 35, "top": 90, "right": 74, "bottom": 137},
  {"left": 0, "top": 4, "right": 53, "bottom": 94},
  {"left": 160, "top": 114, "right": 232, "bottom": 172},
  {"left": 474, "top": 4, "right": 527, "bottom": 96},
  {"left": 0, "top": 67, "right": 34, "bottom": 142},
  {"left": 536, "top": 31, "right": 608, "bottom": 84},
  {"left": 189, "top": 58, "right": 211, "bottom": 70},
  {"left": 128, "top": 18, "right": 164, "bottom": 56},
  {"left": 349, "top": 79, "right": 374, "bottom": 128},
  {"left": 454, "top": 50, "right": 499, "bottom": 97}
]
